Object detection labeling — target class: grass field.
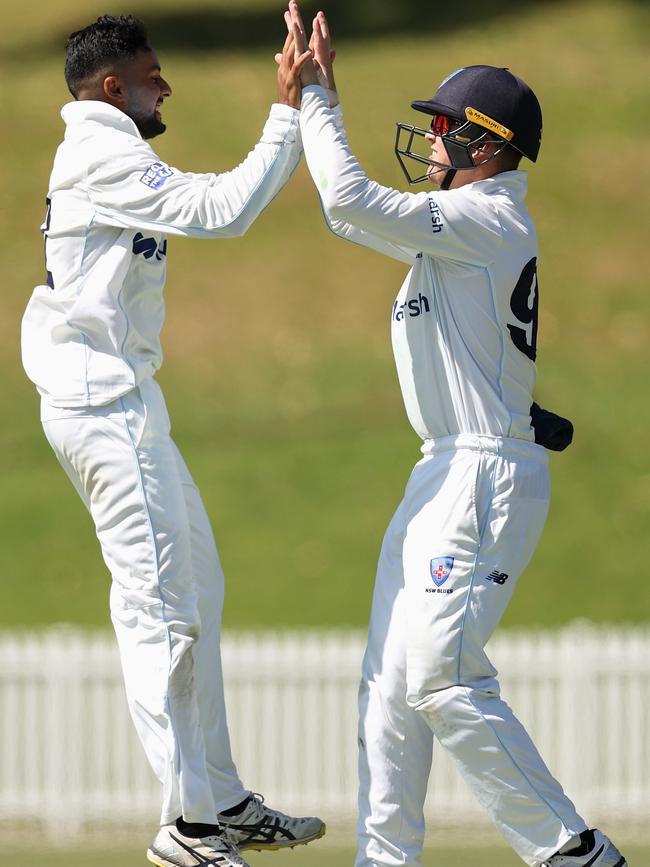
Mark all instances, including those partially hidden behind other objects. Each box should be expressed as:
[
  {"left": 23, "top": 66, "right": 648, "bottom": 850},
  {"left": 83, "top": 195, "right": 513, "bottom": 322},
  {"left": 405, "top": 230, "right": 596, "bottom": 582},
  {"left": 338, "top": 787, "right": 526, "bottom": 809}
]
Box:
[
  {"left": 1, "top": 841, "right": 649, "bottom": 867},
  {"left": 1, "top": 0, "right": 649, "bottom": 629}
]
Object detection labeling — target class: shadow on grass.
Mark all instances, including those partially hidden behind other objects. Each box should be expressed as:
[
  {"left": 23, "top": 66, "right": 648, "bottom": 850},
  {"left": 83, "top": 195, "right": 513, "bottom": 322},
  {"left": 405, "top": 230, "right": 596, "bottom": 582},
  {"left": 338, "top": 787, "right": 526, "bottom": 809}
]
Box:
[{"left": 4, "top": 0, "right": 563, "bottom": 60}]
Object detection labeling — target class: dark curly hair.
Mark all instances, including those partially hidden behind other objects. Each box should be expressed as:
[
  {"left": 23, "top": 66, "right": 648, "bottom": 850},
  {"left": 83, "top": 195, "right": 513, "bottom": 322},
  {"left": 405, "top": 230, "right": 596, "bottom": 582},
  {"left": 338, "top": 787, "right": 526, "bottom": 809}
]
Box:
[{"left": 64, "top": 15, "right": 150, "bottom": 98}]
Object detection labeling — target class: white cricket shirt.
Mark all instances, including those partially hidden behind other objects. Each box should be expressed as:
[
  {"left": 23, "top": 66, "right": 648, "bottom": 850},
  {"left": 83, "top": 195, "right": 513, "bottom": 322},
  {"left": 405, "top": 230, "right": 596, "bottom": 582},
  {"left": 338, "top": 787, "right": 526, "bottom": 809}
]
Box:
[
  {"left": 22, "top": 100, "right": 301, "bottom": 407},
  {"left": 299, "top": 86, "right": 539, "bottom": 442}
]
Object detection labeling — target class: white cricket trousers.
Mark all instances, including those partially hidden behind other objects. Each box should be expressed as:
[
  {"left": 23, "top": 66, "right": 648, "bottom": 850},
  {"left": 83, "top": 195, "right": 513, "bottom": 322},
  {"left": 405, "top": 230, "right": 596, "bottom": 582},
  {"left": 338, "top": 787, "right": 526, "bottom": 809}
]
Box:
[
  {"left": 357, "top": 435, "right": 587, "bottom": 867},
  {"left": 41, "top": 378, "right": 248, "bottom": 825}
]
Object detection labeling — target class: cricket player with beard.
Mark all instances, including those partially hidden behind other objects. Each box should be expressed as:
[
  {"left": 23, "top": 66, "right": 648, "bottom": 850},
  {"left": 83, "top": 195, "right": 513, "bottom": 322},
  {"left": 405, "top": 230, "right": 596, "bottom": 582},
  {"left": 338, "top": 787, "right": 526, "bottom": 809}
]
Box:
[
  {"left": 21, "top": 15, "right": 325, "bottom": 867},
  {"left": 284, "top": 3, "right": 626, "bottom": 866}
]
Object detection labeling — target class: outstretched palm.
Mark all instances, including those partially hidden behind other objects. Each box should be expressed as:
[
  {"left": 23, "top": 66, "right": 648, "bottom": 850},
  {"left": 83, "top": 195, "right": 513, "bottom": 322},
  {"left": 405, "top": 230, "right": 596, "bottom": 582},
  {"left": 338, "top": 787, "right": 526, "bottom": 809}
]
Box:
[{"left": 309, "top": 10, "right": 336, "bottom": 92}]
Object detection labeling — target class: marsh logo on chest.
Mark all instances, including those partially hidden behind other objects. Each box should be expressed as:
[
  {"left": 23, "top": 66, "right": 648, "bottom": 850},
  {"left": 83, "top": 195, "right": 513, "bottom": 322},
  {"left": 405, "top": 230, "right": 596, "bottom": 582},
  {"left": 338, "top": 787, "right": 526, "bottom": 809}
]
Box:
[{"left": 392, "top": 292, "right": 430, "bottom": 321}]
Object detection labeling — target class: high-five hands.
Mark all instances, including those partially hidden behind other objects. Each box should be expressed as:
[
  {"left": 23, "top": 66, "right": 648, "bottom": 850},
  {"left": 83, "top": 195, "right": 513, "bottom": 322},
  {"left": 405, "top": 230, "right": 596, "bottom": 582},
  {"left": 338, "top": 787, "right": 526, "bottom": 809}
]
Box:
[
  {"left": 287, "top": 2, "right": 336, "bottom": 91},
  {"left": 284, "top": 2, "right": 318, "bottom": 86},
  {"left": 308, "top": 10, "right": 336, "bottom": 94},
  {"left": 276, "top": 3, "right": 337, "bottom": 103},
  {"left": 276, "top": 25, "right": 313, "bottom": 107}
]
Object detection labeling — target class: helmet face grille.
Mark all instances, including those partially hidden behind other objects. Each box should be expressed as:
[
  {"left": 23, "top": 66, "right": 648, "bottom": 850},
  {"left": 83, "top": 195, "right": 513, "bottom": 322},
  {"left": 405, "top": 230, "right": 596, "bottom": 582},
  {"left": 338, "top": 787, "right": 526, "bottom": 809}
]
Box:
[
  {"left": 394, "top": 120, "right": 510, "bottom": 186},
  {"left": 394, "top": 123, "right": 435, "bottom": 185}
]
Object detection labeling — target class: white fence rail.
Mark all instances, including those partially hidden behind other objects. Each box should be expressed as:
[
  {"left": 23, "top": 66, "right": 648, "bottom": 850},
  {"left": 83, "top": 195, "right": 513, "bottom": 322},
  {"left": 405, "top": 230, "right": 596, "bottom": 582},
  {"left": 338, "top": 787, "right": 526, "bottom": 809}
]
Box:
[{"left": 1, "top": 624, "right": 649, "bottom": 837}]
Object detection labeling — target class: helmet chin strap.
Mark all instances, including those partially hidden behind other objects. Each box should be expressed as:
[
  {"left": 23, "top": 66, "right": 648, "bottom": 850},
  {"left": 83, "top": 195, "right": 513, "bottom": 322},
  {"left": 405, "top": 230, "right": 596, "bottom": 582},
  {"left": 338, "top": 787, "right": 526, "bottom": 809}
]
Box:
[
  {"left": 439, "top": 137, "right": 472, "bottom": 190},
  {"left": 440, "top": 168, "right": 456, "bottom": 190}
]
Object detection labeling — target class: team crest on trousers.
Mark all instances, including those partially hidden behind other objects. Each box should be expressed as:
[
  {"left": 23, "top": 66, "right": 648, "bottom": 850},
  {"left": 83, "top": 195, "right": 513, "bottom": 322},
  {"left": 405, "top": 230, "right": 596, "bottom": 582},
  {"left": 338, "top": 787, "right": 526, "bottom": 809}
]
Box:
[{"left": 430, "top": 556, "right": 454, "bottom": 587}]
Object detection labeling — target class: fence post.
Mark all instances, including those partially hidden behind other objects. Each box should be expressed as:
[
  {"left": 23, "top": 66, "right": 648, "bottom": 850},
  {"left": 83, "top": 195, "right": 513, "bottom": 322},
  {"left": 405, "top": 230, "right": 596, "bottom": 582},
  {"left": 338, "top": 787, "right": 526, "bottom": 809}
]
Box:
[{"left": 1, "top": 624, "right": 649, "bottom": 839}]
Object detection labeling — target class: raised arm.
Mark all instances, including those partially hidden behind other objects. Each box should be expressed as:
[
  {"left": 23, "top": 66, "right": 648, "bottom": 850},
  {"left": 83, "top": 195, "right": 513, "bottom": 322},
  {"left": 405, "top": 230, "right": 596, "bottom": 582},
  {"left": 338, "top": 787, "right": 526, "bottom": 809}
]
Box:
[
  {"left": 85, "top": 32, "right": 312, "bottom": 239},
  {"left": 289, "top": 3, "right": 502, "bottom": 267},
  {"left": 283, "top": 4, "right": 419, "bottom": 264}
]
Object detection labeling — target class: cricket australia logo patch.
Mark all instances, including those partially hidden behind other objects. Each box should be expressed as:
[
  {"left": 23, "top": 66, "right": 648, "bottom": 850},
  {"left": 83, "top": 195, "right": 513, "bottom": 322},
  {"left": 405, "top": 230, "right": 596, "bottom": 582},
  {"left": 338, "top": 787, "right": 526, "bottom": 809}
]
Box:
[
  {"left": 430, "top": 556, "right": 454, "bottom": 587},
  {"left": 140, "top": 161, "right": 174, "bottom": 190}
]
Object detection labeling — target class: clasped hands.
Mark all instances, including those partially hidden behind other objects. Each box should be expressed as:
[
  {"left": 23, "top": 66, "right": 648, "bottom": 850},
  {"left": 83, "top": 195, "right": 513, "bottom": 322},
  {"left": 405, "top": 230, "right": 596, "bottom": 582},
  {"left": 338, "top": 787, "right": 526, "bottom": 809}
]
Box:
[{"left": 276, "top": 1, "right": 337, "bottom": 108}]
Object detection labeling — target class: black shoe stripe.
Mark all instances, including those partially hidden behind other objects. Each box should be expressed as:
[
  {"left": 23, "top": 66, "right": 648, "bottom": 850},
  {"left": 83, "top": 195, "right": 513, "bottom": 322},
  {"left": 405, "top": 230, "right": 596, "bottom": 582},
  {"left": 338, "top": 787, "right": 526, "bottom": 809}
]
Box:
[
  {"left": 225, "top": 817, "right": 296, "bottom": 844},
  {"left": 168, "top": 831, "right": 232, "bottom": 866},
  {"left": 583, "top": 844, "right": 605, "bottom": 867},
  {"left": 169, "top": 832, "right": 210, "bottom": 864},
  {"left": 612, "top": 859, "right": 626, "bottom": 867}
]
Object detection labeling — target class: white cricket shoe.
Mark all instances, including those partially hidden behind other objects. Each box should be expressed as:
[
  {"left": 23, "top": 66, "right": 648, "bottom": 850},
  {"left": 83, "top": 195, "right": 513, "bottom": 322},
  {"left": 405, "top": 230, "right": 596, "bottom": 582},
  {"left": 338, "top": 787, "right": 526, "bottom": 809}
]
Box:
[
  {"left": 217, "top": 793, "right": 326, "bottom": 851},
  {"left": 545, "top": 829, "right": 626, "bottom": 866},
  {"left": 147, "top": 823, "right": 249, "bottom": 867}
]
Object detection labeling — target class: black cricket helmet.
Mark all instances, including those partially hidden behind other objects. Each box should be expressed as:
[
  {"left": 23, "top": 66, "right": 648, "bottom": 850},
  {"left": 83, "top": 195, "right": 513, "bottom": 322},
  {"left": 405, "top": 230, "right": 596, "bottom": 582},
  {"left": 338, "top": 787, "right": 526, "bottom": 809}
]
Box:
[{"left": 395, "top": 65, "right": 543, "bottom": 187}]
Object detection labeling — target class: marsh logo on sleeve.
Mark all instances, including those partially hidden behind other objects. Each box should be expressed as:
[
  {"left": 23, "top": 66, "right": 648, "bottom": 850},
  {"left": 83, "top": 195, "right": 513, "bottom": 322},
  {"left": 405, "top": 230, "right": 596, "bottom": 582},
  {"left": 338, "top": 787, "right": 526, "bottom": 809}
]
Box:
[{"left": 140, "top": 161, "right": 174, "bottom": 190}]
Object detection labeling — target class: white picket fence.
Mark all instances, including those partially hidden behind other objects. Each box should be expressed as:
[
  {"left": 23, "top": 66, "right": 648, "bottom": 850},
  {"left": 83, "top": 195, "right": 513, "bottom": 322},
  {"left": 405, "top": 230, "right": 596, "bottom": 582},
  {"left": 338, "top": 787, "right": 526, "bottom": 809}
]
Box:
[{"left": 1, "top": 624, "right": 649, "bottom": 838}]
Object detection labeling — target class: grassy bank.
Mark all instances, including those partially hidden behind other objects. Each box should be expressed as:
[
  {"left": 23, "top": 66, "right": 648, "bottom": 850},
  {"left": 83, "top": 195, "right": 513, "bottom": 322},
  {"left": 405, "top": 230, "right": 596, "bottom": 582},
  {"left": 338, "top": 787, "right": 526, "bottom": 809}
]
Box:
[{"left": 1, "top": 0, "right": 648, "bottom": 628}]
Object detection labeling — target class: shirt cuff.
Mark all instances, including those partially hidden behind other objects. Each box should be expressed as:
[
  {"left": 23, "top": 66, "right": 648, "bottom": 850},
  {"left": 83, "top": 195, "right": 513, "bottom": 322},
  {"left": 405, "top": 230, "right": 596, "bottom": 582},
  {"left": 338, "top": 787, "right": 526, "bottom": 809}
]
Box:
[
  {"left": 264, "top": 103, "right": 301, "bottom": 142},
  {"left": 269, "top": 102, "right": 301, "bottom": 121},
  {"left": 301, "top": 84, "right": 329, "bottom": 105}
]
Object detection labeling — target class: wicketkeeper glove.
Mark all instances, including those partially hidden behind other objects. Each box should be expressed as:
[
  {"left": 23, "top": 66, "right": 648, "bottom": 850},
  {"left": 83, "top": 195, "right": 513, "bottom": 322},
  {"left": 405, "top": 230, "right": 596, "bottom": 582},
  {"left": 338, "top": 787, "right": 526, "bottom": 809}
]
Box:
[{"left": 530, "top": 402, "right": 574, "bottom": 452}]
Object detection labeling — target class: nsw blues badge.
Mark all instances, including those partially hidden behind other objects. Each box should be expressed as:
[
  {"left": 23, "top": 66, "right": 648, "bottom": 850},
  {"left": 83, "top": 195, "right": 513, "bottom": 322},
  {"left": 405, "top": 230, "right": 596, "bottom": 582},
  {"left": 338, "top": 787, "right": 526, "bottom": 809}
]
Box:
[{"left": 430, "top": 556, "right": 454, "bottom": 587}]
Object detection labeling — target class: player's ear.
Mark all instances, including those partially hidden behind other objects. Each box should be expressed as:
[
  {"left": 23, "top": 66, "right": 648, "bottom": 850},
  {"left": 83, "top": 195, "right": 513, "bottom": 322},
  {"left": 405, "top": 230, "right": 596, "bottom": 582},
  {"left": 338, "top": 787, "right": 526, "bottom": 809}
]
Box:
[
  {"left": 472, "top": 140, "right": 495, "bottom": 162},
  {"left": 103, "top": 74, "right": 126, "bottom": 104}
]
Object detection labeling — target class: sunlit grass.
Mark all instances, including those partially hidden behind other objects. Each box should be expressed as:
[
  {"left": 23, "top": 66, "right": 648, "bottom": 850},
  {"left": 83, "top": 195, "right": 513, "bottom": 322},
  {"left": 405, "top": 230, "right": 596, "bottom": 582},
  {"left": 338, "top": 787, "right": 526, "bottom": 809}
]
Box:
[{"left": 1, "top": 0, "right": 648, "bottom": 628}]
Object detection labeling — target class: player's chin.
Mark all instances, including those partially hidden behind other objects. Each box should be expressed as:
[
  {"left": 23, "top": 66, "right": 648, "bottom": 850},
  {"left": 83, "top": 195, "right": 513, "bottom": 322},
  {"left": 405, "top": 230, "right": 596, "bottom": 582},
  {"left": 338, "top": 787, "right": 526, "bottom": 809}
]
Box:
[
  {"left": 426, "top": 165, "right": 446, "bottom": 186},
  {"left": 142, "top": 118, "right": 167, "bottom": 140}
]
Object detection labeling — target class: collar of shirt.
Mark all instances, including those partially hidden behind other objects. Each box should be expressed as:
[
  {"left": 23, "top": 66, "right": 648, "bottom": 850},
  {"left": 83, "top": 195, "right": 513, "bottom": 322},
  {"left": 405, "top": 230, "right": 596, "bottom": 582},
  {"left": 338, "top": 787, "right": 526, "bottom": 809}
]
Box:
[
  {"left": 471, "top": 170, "right": 529, "bottom": 200},
  {"left": 60, "top": 100, "right": 143, "bottom": 140}
]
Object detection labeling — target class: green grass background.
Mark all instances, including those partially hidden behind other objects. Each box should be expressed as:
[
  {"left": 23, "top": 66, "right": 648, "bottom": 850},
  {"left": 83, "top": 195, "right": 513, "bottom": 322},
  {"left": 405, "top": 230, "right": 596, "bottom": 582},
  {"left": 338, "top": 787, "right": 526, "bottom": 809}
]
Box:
[
  {"left": 1, "top": 842, "right": 649, "bottom": 867},
  {"left": 1, "top": 0, "right": 649, "bottom": 630}
]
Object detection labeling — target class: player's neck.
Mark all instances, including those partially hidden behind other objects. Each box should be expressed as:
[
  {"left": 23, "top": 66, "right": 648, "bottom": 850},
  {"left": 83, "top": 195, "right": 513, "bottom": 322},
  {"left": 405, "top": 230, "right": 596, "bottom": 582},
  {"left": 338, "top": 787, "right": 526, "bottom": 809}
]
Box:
[{"left": 448, "top": 164, "right": 507, "bottom": 190}]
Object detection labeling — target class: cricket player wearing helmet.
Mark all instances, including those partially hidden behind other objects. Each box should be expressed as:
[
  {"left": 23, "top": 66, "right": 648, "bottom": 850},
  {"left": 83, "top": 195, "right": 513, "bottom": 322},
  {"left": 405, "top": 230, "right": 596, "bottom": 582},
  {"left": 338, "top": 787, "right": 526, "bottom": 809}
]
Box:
[
  {"left": 285, "top": 3, "right": 625, "bottom": 866},
  {"left": 21, "top": 15, "right": 325, "bottom": 867}
]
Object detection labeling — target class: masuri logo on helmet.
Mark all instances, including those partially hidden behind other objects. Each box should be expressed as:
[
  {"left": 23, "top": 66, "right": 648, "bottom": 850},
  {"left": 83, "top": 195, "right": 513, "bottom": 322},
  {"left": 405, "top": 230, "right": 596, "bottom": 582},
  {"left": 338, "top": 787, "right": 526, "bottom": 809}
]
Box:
[{"left": 464, "top": 106, "right": 514, "bottom": 142}]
